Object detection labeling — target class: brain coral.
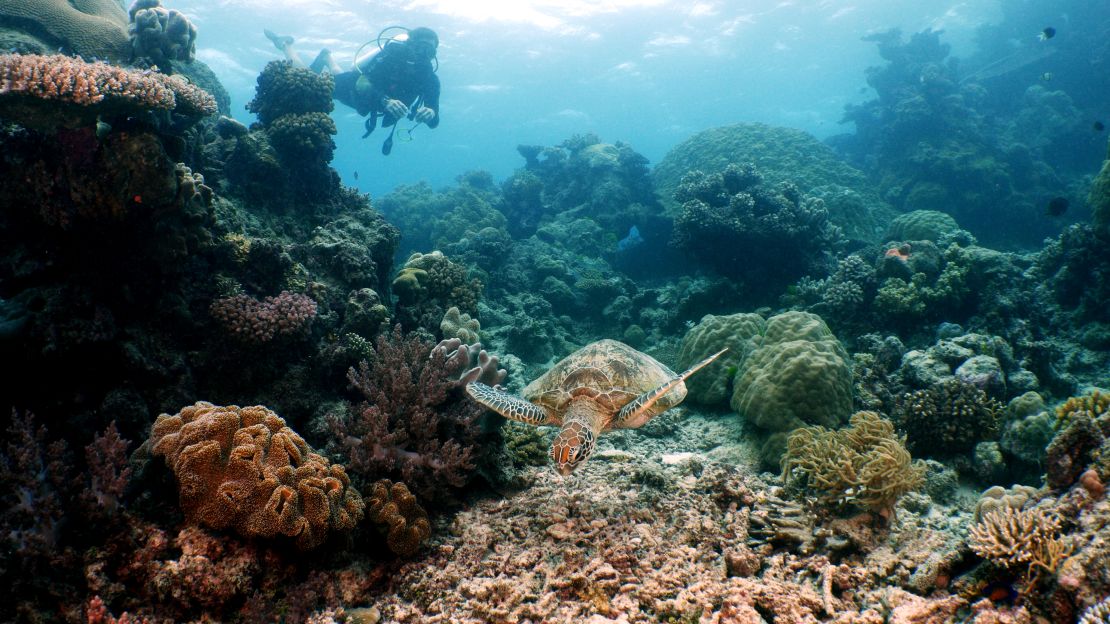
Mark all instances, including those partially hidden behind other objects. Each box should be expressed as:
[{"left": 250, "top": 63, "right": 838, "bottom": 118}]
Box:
[
  {"left": 0, "top": 0, "right": 130, "bottom": 61},
  {"left": 729, "top": 311, "right": 854, "bottom": 465},
  {"left": 653, "top": 122, "right": 897, "bottom": 241},
  {"left": 677, "top": 313, "right": 766, "bottom": 406},
  {"left": 150, "top": 401, "right": 364, "bottom": 550},
  {"left": 884, "top": 209, "right": 961, "bottom": 243}
]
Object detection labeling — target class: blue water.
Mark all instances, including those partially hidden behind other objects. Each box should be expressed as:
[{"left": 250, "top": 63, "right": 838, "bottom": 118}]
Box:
[{"left": 180, "top": 0, "right": 1000, "bottom": 199}]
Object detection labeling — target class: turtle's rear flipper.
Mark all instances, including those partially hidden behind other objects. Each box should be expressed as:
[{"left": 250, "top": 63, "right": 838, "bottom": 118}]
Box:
[
  {"left": 612, "top": 348, "right": 728, "bottom": 429},
  {"left": 466, "top": 382, "right": 555, "bottom": 426}
]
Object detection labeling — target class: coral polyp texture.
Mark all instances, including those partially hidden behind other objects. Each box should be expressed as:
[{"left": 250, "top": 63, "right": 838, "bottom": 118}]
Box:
[
  {"left": 366, "top": 479, "right": 431, "bottom": 557},
  {"left": 209, "top": 290, "right": 318, "bottom": 342},
  {"left": 0, "top": 53, "right": 216, "bottom": 129},
  {"left": 150, "top": 401, "right": 364, "bottom": 549},
  {"left": 782, "top": 410, "right": 926, "bottom": 513}
]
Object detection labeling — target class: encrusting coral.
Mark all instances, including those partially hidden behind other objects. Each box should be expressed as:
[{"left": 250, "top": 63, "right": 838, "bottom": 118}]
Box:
[
  {"left": 781, "top": 410, "right": 926, "bottom": 513},
  {"left": 150, "top": 401, "right": 365, "bottom": 550},
  {"left": 366, "top": 479, "right": 431, "bottom": 557}
]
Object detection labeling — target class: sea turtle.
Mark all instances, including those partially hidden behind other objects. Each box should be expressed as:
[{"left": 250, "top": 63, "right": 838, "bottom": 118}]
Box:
[{"left": 466, "top": 339, "right": 726, "bottom": 475}]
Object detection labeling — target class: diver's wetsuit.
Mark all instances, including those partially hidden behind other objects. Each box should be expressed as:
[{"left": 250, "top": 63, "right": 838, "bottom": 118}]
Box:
[{"left": 332, "top": 41, "right": 440, "bottom": 129}]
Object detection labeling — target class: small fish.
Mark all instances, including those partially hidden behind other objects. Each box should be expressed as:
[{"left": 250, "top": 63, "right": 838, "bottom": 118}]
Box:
[
  {"left": 95, "top": 116, "right": 111, "bottom": 139},
  {"left": 1039, "top": 26, "right": 1056, "bottom": 41},
  {"left": 1040, "top": 72, "right": 1053, "bottom": 81},
  {"left": 353, "top": 170, "right": 359, "bottom": 180},
  {"left": 1046, "top": 196, "right": 1069, "bottom": 217},
  {"left": 1094, "top": 121, "right": 1106, "bottom": 132}
]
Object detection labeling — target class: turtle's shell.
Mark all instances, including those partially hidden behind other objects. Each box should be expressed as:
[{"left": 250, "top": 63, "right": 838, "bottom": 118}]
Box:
[{"left": 523, "top": 339, "right": 685, "bottom": 426}]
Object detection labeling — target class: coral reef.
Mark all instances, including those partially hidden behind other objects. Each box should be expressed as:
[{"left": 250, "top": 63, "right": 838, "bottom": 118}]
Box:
[
  {"left": 782, "top": 410, "right": 926, "bottom": 513},
  {"left": 392, "top": 250, "right": 483, "bottom": 335},
  {"left": 676, "top": 312, "right": 765, "bottom": 406},
  {"left": 894, "top": 378, "right": 1002, "bottom": 456},
  {"left": 653, "top": 122, "right": 897, "bottom": 242},
  {"left": 150, "top": 401, "right": 365, "bottom": 549},
  {"left": 670, "top": 162, "right": 844, "bottom": 301},
  {"left": 885, "top": 209, "right": 960, "bottom": 242}
]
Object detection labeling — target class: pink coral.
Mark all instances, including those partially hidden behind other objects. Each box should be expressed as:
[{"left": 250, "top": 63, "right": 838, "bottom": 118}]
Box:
[
  {"left": 0, "top": 53, "right": 216, "bottom": 127},
  {"left": 209, "top": 290, "right": 318, "bottom": 342}
]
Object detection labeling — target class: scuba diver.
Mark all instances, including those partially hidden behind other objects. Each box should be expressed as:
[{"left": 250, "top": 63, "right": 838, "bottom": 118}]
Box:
[{"left": 263, "top": 26, "right": 441, "bottom": 155}]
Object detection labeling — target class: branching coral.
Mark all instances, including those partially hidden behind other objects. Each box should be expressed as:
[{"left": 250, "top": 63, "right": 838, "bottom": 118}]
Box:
[
  {"left": 894, "top": 378, "right": 1002, "bottom": 456},
  {"left": 366, "top": 479, "right": 431, "bottom": 557},
  {"left": 150, "top": 402, "right": 364, "bottom": 550},
  {"left": 329, "top": 325, "right": 486, "bottom": 503},
  {"left": 969, "top": 507, "right": 1071, "bottom": 581},
  {"left": 782, "top": 410, "right": 926, "bottom": 513}
]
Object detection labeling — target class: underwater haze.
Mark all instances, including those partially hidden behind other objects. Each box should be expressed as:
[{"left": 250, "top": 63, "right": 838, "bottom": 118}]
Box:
[
  {"left": 5, "top": 0, "right": 1110, "bottom": 620},
  {"left": 189, "top": 0, "right": 997, "bottom": 198}
]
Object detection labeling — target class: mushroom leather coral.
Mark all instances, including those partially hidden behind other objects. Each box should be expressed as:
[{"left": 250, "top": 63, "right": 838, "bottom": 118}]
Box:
[
  {"left": 366, "top": 479, "right": 431, "bottom": 557},
  {"left": 150, "top": 401, "right": 364, "bottom": 550}
]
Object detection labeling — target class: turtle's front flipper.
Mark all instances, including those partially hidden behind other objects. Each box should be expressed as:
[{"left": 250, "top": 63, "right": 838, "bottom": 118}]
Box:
[
  {"left": 466, "top": 382, "right": 555, "bottom": 426},
  {"left": 612, "top": 348, "right": 728, "bottom": 429}
]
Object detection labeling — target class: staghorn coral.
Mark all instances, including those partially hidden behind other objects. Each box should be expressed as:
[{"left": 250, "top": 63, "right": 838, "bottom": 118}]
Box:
[
  {"left": 150, "top": 401, "right": 364, "bottom": 550},
  {"left": 782, "top": 411, "right": 926, "bottom": 513},
  {"left": 894, "top": 378, "right": 1002, "bottom": 456},
  {"left": 209, "top": 290, "right": 317, "bottom": 342},
  {"left": 0, "top": 53, "right": 216, "bottom": 130},
  {"left": 365, "top": 479, "right": 431, "bottom": 557},
  {"left": 968, "top": 506, "right": 1071, "bottom": 581},
  {"left": 330, "top": 325, "right": 486, "bottom": 503}
]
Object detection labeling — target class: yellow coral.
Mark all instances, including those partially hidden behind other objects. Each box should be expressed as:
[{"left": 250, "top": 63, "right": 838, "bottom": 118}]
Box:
[
  {"left": 782, "top": 411, "right": 925, "bottom": 512},
  {"left": 150, "top": 401, "right": 364, "bottom": 550},
  {"left": 969, "top": 506, "right": 1071, "bottom": 580},
  {"left": 1055, "top": 390, "right": 1110, "bottom": 429}
]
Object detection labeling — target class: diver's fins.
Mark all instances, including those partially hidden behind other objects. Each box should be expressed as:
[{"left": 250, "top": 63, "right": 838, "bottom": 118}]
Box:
[
  {"left": 263, "top": 29, "right": 294, "bottom": 50},
  {"left": 382, "top": 135, "right": 394, "bottom": 155}
]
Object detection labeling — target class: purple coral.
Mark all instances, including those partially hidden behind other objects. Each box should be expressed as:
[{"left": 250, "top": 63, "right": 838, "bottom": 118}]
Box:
[
  {"left": 330, "top": 325, "right": 486, "bottom": 502},
  {"left": 209, "top": 290, "right": 317, "bottom": 342}
]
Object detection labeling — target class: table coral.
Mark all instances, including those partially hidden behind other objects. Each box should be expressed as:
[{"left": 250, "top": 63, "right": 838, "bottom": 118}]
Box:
[
  {"left": 150, "top": 401, "right": 364, "bottom": 550},
  {"left": 0, "top": 53, "right": 216, "bottom": 130}
]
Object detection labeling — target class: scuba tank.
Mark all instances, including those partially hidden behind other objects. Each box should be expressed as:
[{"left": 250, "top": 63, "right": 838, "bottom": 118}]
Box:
[{"left": 353, "top": 25, "right": 439, "bottom": 74}]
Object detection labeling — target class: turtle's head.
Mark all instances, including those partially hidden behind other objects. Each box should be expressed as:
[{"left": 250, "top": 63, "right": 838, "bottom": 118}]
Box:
[{"left": 551, "top": 419, "right": 595, "bottom": 475}]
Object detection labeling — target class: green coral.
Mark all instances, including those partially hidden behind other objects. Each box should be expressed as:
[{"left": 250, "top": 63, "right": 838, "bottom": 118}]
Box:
[
  {"left": 782, "top": 410, "right": 926, "bottom": 512},
  {"left": 653, "top": 122, "right": 897, "bottom": 241},
  {"left": 267, "top": 112, "right": 336, "bottom": 165},
  {"left": 246, "top": 60, "right": 334, "bottom": 125},
  {"left": 884, "top": 209, "right": 960, "bottom": 242},
  {"left": 676, "top": 313, "right": 766, "bottom": 406},
  {"left": 1090, "top": 139, "right": 1110, "bottom": 235}
]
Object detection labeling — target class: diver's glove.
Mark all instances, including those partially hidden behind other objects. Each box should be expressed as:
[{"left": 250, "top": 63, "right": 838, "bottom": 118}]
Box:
[
  {"left": 382, "top": 97, "right": 409, "bottom": 119},
  {"left": 413, "top": 106, "right": 435, "bottom": 124}
]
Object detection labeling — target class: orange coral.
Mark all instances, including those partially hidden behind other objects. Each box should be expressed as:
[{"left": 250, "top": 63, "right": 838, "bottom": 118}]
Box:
[
  {"left": 150, "top": 401, "right": 364, "bottom": 550},
  {"left": 366, "top": 479, "right": 431, "bottom": 557}
]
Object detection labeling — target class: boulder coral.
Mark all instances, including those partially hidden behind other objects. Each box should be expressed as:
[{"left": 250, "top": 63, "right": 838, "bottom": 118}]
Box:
[
  {"left": 884, "top": 209, "right": 960, "bottom": 243},
  {"left": 150, "top": 401, "right": 365, "bottom": 550},
  {"left": 676, "top": 312, "right": 765, "bottom": 406}
]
